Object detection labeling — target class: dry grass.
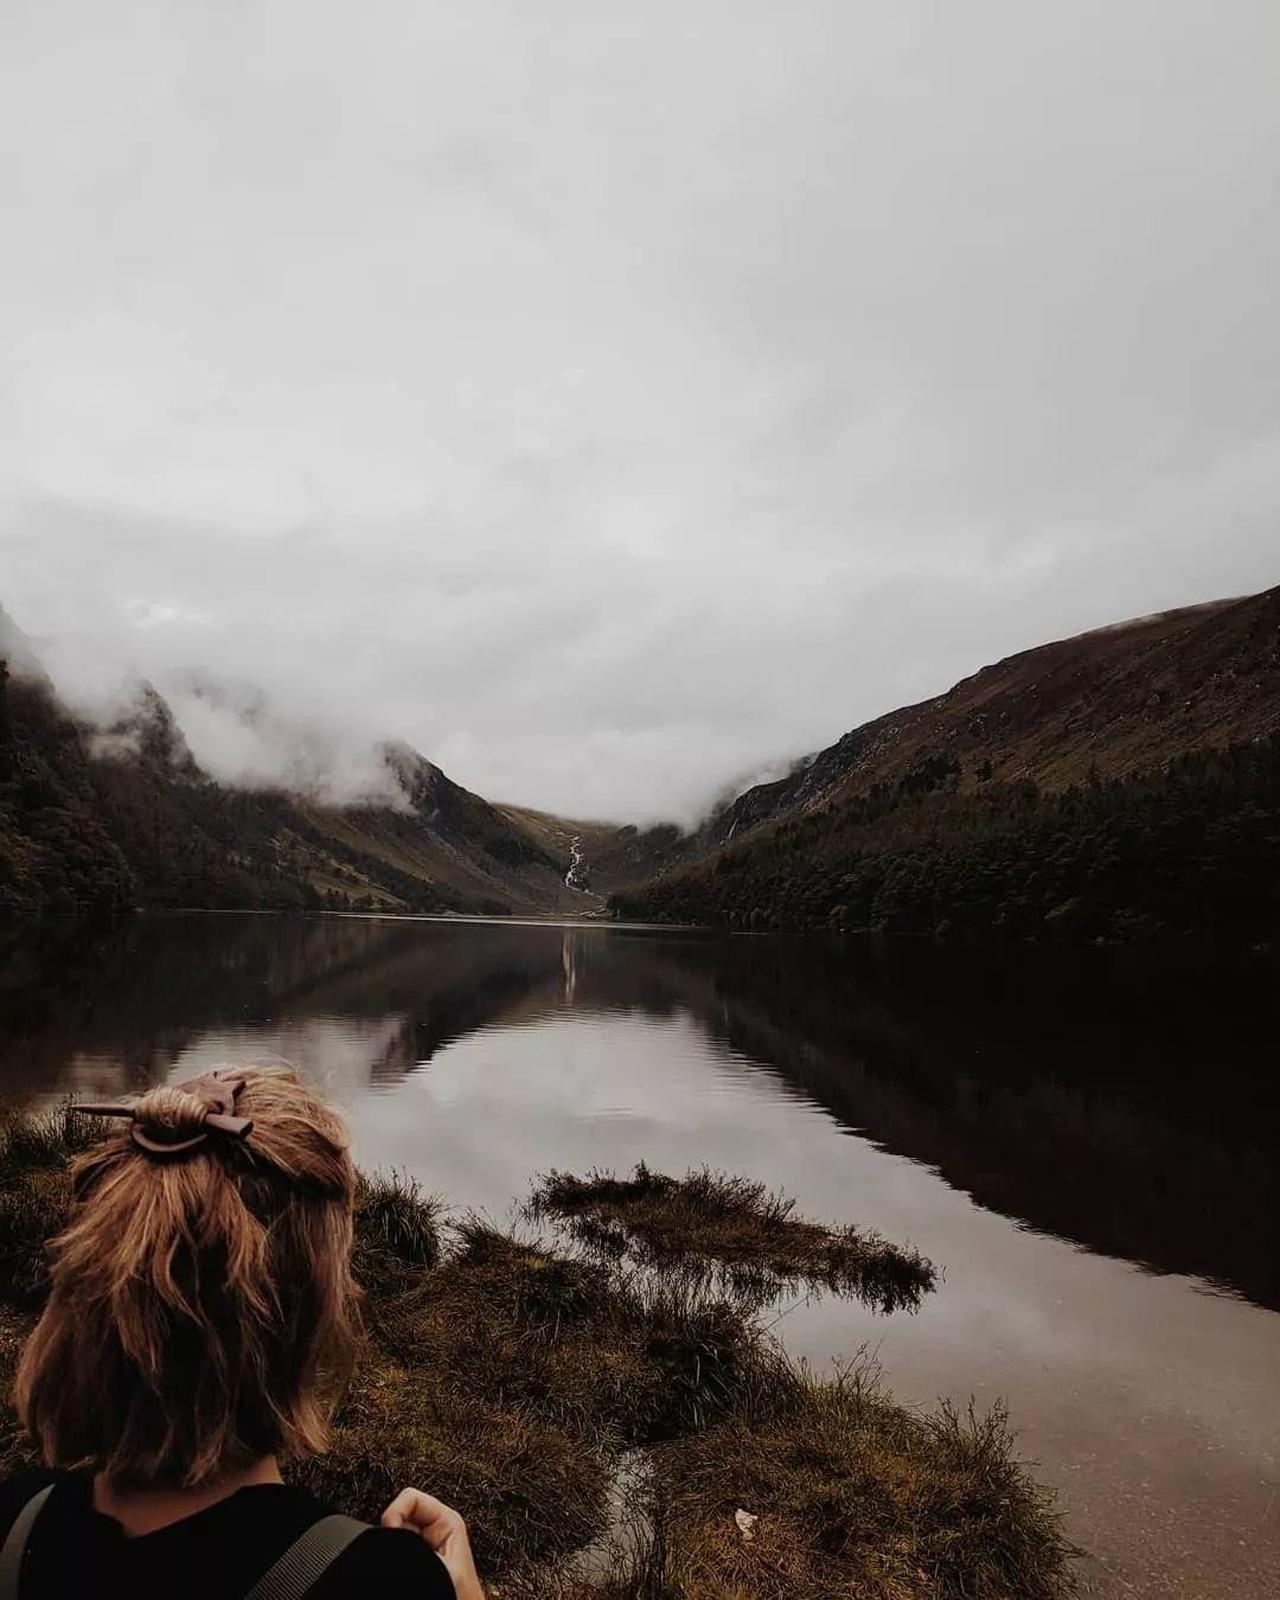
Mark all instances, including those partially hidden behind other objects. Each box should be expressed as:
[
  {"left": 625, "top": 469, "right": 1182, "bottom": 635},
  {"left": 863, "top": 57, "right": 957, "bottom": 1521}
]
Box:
[
  {"left": 530, "top": 1165, "right": 936, "bottom": 1313},
  {"left": 636, "top": 1369, "right": 1075, "bottom": 1600},
  {"left": 0, "top": 1104, "right": 93, "bottom": 1311},
  {"left": 0, "top": 1106, "right": 1074, "bottom": 1598},
  {"left": 0, "top": 1101, "right": 110, "bottom": 1168},
  {"left": 353, "top": 1170, "right": 445, "bottom": 1292},
  {"left": 367, "top": 1220, "right": 784, "bottom": 1444},
  {"left": 292, "top": 1353, "right": 613, "bottom": 1569}
]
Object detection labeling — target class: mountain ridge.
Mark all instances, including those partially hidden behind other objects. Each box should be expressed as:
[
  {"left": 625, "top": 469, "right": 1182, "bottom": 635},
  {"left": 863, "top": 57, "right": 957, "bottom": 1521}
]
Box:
[
  {"left": 0, "top": 630, "right": 596, "bottom": 926},
  {"left": 700, "top": 587, "right": 1277, "bottom": 846},
  {"left": 4, "top": 583, "right": 1279, "bottom": 938},
  {"left": 610, "top": 584, "right": 1280, "bottom": 940}
]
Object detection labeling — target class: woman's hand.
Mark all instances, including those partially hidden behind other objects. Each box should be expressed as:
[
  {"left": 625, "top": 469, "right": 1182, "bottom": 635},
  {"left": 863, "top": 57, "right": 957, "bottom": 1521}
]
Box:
[{"left": 381, "top": 1487, "right": 484, "bottom": 1600}]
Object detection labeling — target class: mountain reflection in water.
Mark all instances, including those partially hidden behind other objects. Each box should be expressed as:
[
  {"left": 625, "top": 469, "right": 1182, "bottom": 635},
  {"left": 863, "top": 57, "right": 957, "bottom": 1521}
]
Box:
[
  {"left": 2, "top": 913, "right": 1278, "bottom": 1598},
  {"left": 2, "top": 912, "right": 1275, "bottom": 1309}
]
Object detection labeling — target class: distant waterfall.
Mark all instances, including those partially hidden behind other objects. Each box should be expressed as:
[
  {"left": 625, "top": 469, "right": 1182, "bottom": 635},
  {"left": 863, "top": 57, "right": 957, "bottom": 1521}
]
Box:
[{"left": 565, "top": 836, "right": 590, "bottom": 890}]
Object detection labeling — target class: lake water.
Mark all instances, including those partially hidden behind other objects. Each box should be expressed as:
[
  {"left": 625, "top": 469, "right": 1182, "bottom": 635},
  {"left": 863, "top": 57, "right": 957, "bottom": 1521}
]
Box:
[{"left": 1, "top": 912, "right": 1276, "bottom": 1598}]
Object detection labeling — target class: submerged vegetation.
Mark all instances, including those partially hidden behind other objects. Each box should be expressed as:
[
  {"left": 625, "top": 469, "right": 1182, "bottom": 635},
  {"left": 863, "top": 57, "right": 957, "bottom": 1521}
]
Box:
[{"left": 0, "top": 1106, "right": 1074, "bottom": 1597}]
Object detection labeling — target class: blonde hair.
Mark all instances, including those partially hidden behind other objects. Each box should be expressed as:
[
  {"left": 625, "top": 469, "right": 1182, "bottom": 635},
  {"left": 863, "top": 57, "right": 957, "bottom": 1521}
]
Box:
[{"left": 15, "top": 1065, "right": 360, "bottom": 1487}]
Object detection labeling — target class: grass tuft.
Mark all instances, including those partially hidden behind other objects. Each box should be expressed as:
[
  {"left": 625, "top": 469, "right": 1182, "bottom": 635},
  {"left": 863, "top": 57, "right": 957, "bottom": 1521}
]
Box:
[
  {"left": 368, "top": 1221, "right": 775, "bottom": 1446},
  {"left": 353, "top": 1170, "right": 444, "bottom": 1295},
  {"left": 292, "top": 1353, "right": 614, "bottom": 1570},
  {"left": 0, "top": 1179, "right": 64, "bottom": 1309},
  {"left": 0, "top": 1101, "right": 110, "bottom": 1174},
  {"left": 641, "top": 1367, "right": 1077, "bottom": 1600},
  {"left": 530, "top": 1164, "right": 936, "bottom": 1313}
]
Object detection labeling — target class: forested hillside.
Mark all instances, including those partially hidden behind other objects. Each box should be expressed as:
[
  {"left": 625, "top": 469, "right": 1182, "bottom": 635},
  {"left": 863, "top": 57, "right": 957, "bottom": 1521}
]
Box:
[
  {"left": 612, "top": 588, "right": 1280, "bottom": 942},
  {"left": 612, "top": 736, "right": 1280, "bottom": 941},
  {"left": 0, "top": 661, "right": 137, "bottom": 922},
  {"left": 696, "top": 586, "right": 1280, "bottom": 847},
  {"left": 0, "top": 636, "right": 576, "bottom": 928}
]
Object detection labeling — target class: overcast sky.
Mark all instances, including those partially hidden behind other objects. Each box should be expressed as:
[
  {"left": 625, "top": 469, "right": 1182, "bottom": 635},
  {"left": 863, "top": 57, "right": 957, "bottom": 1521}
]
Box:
[{"left": 2, "top": 1, "right": 1278, "bottom": 821}]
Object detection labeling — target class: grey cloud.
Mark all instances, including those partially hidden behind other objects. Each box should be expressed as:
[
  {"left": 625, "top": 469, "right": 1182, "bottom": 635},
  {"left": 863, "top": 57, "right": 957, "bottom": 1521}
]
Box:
[{"left": 1, "top": 1, "right": 1277, "bottom": 823}]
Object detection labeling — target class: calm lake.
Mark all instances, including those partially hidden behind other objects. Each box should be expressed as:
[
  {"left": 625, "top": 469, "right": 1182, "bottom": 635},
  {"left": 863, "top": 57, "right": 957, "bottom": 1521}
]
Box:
[{"left": 2, "top": 912, "right": 1277, "bottom": 1598}]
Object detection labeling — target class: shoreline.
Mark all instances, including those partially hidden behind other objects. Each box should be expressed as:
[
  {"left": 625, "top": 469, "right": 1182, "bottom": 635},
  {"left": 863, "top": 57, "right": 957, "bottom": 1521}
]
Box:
[{"left": 0, "top": 1112, "right": 1073, "bottom": 1598}]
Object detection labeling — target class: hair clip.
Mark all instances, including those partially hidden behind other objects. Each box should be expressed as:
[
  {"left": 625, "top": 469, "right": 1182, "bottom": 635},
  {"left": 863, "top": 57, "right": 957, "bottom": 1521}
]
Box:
[{"left": 71, "top": 1069, "right": 254, "bottom": 1156}]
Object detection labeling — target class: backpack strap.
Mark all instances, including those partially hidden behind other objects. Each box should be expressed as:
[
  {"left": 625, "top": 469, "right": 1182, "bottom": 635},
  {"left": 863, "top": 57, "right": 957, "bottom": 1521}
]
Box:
[
  {"left": 243, "top": 1514, "right": 370, "bottom": 1600},
  {"left": 0, "top": 1484, "right": 56, "bottom": 1600}
]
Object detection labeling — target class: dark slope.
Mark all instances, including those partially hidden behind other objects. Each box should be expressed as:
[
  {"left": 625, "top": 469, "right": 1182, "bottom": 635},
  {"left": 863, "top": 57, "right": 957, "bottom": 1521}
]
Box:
[
  {"left": 0, "top": 661, "right": 137, "bottom": 921},
  {"left": 495, "top": 803, "right": 673, "bottom": 900},
  {"left": 612, "top": 586, "right": 1280, "bottom": 940},
  {"left": 0, "top": 627, "right": 576, "bottom": 928},
  {"left": 706, "top": 587, "right": 1280, "bottom": 844}
]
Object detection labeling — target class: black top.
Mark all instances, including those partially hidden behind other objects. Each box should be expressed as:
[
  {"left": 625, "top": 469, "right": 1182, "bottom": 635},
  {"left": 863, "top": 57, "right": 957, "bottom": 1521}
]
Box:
[{"left": 0, "top": 1470, "right": 455, "bottom": 1599}]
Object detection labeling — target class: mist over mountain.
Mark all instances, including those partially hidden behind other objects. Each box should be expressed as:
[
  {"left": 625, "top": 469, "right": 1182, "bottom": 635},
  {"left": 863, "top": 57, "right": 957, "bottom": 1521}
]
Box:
[
  {"left": 17, "top": 625, "right": 416, "bottom": 815},
  {"left": 163, "top": 673, "right": 413, "bottom": 810},
  {"left": 3, "top": 583, "right": 1279, "bottom": 940},
  {"left": 0, "top": 611, "right": 585, "bottom": 925},
  {"left": 0, "top": 606, "right": 44, "bottom": 682}
]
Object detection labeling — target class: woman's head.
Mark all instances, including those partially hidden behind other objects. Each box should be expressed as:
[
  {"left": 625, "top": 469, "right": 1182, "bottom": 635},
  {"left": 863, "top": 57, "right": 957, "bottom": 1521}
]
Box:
[{"left": 15, "top": 1064, "right": 360, "bottom": 1487}]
